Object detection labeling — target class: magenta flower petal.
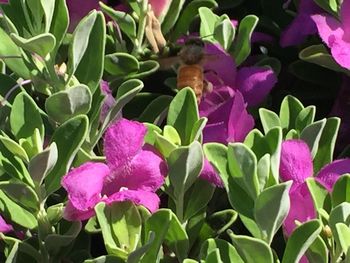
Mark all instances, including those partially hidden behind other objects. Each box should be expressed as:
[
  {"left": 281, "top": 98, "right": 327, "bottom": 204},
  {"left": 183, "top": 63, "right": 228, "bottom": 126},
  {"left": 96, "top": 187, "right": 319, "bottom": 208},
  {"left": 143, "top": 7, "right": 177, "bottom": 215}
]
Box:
[
  {"left": 312, "top": 14, "right": 344, "bottom": 47},
  {"left": 204, "top": 44, "right": 237, "bottom": 87},
  {"left": 0, "top": 216, "right": 12, "bottom": 233},
  {"left": 283, "top": 183, "right": 316, "bottom": 236},
  {"left": 227, "top": 91, "right": 255, "bottom": 142},
  {"left": 329, "top": 40, "right": 350, "bottom": 69},
  {"left": 106, "top": 190, "right": 160, "bottom": 213},
  {"left": 341, "top": 0, "right": 350, "bottom": 37},
  {"left": 316, "top": 159, "right": 350, "bottom": 191},
  {"left": 62, "top": 162, "right": 109, "bottom": 211},
  {"left": 104, "top": 119, "right": 147, "bottom": 170},
  {"left": 66, "top": 0, "right": 107, "bottom": 31},
  {"left": 200, "top": 159, "right": 223, "bottom": 187},
  {"left": 100, "top": 80, "right": 116, "bottom": 122},
  {"left": 236, "top": 67, "right": 277, "bottom": 106},
  {"left": 201, "top": 90, "right": 254, "bottom": 144},
  {"left": 63, "top": 201, "right": 96, "bottom": 221},
  {"left": 280, "top": 0, "right": 321, "bottom": 47},
  {"left": 280, "top": 140, "right": 313, "bottom": 190},
  {"left": 102, "top": 145, "right": 167, "bottom": 195},
  {"left": 199, "top": 86, "right": 235, "bottom": 117}
]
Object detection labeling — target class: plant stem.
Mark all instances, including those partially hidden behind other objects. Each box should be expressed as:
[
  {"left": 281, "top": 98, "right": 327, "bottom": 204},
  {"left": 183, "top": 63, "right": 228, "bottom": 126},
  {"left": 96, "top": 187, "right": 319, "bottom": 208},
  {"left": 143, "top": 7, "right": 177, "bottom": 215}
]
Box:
[
  {"left": 176, "top": 192, "right": 184, "bottom": 223},
  {"left": 133, "top": 0, "right": 148, "bottom": 55}
]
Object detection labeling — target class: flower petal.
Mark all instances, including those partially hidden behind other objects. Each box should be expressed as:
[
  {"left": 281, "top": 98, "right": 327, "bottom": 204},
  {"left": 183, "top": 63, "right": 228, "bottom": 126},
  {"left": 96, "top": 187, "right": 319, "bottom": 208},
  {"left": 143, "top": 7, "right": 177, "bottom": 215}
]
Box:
[
  {"left": 204, "top": 44, "right": 237, "bottom": 87},
  {"left": 63, "top": 201, "right": 96, "bottom": 221},
  {"left": 280, "top": 140, "right": 313, "bottom": 189},
  {"left": 102, "top": 145, "right": 167, "bottom": 195},
  {"left": 236, "top": 67, "right": 277, "bottom": 106},
  {"left": 200, "top": 159, "right": 223, "bottom": 187},
  {"left": 106, "top": 190, "right": 160, "bottom": 213},
  {"left": 316, "top": 159, "right": 350, "bottom": 191},
  {"left": 283, "top": 183, "right": 316, "bottom": 236},
  {"left": 104, "top": 118, "right": 147, "bottom": 170},
  {"left": 0, "top": 215, "right": 12, "bottom": 233},
  {"left": 100, "top": 80, "right": 116, "bottom": 122},
  {"left": 149, "top": 0, "right": 171, "bottom": 18},
  {"left": 330, "top": 39, "right": 350, "bottom": 69},
  {"left": 341, "top": 0, "right": 350, "bottom": 38},
  {"left": 62, "top": 162, "right": 109, "bottom": 211},
  {"left": 227, "top": 91, "right": 255, "bottom": 142},
  {"left": 312, "top": 14, "right": 344, "bottom": 47}
]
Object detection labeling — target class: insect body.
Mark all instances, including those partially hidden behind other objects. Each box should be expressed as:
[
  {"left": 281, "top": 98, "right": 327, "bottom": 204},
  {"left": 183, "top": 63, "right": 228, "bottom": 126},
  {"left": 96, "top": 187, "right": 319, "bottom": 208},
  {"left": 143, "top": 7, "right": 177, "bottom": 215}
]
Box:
[{"left": 177, "top": 38, "right": 209, "bottom": 103}]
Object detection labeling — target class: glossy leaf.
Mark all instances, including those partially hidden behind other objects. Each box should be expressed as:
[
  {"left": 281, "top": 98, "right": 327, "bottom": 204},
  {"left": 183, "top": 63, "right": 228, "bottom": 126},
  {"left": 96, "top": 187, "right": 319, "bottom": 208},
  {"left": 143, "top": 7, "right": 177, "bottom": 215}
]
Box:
[
  {"left": 10, "top": 33, "right": 56, "bottom": 57},
  {"left": 104, "top": 53, "right": 139, "bottom": 76},
  {"left": 254, "top": 181, "right": 292, "bottom": 244},
  {"left": 332, "top": 174, "right": 350, "bottom": 207},
  {"left": 259, "top": 108, "right": 281, "bottom": 135},
  {"left": 45, "top": 84, "right": 92, "bottom": 123},
  {"left": 45, "top": 115, "right": 88, "bottom": 195},
  {"left": 161, "top": 0, "right": 186, "bottom": 35},
  {"left": 167, "top": 88, "right": 199, "bottom": 145},
  {"left": 231, "top": 15, "right": 258, "bottom": 66},
  {"left": 282, "top": 220, "right": 322, "bottom": 263},
  {"left": 300, "top": 119, "right": 326, "bottom": 159},
  {"left": 279, "top": 95, "right": 304, "bottom": 133}
]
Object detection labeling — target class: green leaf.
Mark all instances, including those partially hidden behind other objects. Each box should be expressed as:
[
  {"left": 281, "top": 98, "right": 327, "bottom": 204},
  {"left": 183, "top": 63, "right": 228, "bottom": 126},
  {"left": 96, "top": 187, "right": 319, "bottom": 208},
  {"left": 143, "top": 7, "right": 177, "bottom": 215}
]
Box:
[
  {"left": 171, "top": 0, "right": 218, "bottom": 41},
  {"left": 45, "top": 84, "right": 92, "bottom": 123},
  {"left": 68, "top": 10, "right": 97, "bottom": 76},
  {"left": 190, "top": 117, "right": 208, "bottom": 143},
  {"left": 214, "top": 17, "right": 235, "bottom": 50},
  {"left": 282, "top": 220, "right": 322, "bottom": 263},
  {"left": 207, "top": 209, "right": 238, "bottom": 235},
  {"left": 167, "top": 87, "right": 199, "bottom": 145},
  {"left": 163, "top": 125, "right": 182, "bottom": 146},
  {"left": 45, "top": 221, "right": 82, "bottom": 257},
  {"left": 0, "top": 27, "right": 30, "bottom": 78},
  {"left": 200, "top": 238, "right": 244, "bottom": 263},
  {"left": 10, "top": 33, "right": 56, "bottom": 57},
  {"left": 332, "top": 174, "right": 350, "bottom": 207},
  {"left": 94, "top": 202, "right": 128, "bottom": 259},
  {"left": 84, "top": 256, "right": 124, "bottom": 263},
  {"left": 168, "top": 141, "right": 203, "bottom": 196},
  {"left": 227, "top": 143, "right": 259, "bottom": 199},
  {"left": 1, "top": 235, "right": 41, "bottom": 262},
  {"left": 313, "top": 117, "right": 340, "bottom": 173},
  {"left": 127, "top": 232, "right": 155, "bottom": 263},
  {"left": 49, "top": 0, "right": 69, "bottom": 52},
  {"left": 154, "top": 132, "right": 178, "bottom": 158},
  {"left": 0, "top": 190, "right": 37, "bottom": 229},
  {"left": 0, "top": 135, "right": 29, "bottom": 162},
  {"left": 161, "top": 0, "right": 186, "bottom": 35},
  {"left": 259, "top": 108, "right": 281, "bottom": 135},
  {"left": 199, "top": 7, "right": 219, "bottom": 39},
  {"left": 142, "top": 209, "right": 189, "bottom": 263},
  {"left": 139, "top": 95, "right": 173, "bottom": 124},
  {"left": 295, "top": 106, "right": 316, "bottom": 132},
  {"left": 45, "top": 115, "right": 88, "bottom": 195},
  {"left": 306, "top": 235, "right": 328, "bottom": 263},
  {"left": 279, "top": 95, "right": 304, "bottom": 133},
  {"left": 257, "top": 154, "right": 270, "bottom": 191},
  {"left": 300, "top": 119, "right": 326, "bottom": 159},
  {"left": 299, "top": 44, "right": 349, "bottom": 74},
  {"left": 28, "top": 143, "right": 58, "bottom": 185},
  {"left": 0, "top": 181, "right": 39, "bottom": 212},
  {"left": 184, "top": 179, "right": 215, "bottom": 221},
  {"left": 203, "top": 143, "right": 229, "bottom": 186},
  {"left": 313, "top": 0, "right": 338, "bottom": 14},
  {"left": 228, "top": 230, "right": 274, "bottom": 263},
  {"left": 104, "top": 53, "right": 139, "bottom": 76},
  {"left": 74, "top": 11, "right": 106, "bottom": 93},
  {"left": 335, "top": 223, "right": 350, "bottom": 254},
  {"left": 306, "top": 178, "right": 329, "bottom": 212},
  {"left": 231, "top": 15, "right": 258, "bottom": 66},
  {"left": 254, "top": 182, "right": 292, "bottom": 244},
  {"left": 99, "top": 2, "right": 136, "bottom": 41},
  {"left": 10, "top": 92, "right": 44, "bottom": 141}
]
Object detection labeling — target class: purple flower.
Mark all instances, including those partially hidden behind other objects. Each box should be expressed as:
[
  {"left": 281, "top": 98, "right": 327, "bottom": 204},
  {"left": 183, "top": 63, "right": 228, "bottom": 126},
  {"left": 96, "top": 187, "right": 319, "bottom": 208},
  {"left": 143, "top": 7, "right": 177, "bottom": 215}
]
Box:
[
  {"left": 62, "top": 119, "right": 167, "bottom": 221},
  {"left": 203, "top": 43, "right": 277, "bottom": 107},
  {"left": 280, "top": 0, "right": 321, "bottom": 47},
  {"left": 312, "top": 0, "right": 350, "bottom": 69},
  {"left": 280, "top": 139, "right": 350, "bottom": 235},
  {"left": 100, "top": 80, "right": 116, "bottom": 122},
  {"left": 0, "top": 216, "right": 12, "bottom": 233},
  {"left": 66, "top": 0, "right": 107, "bottom": 31},
  {"left": 200, "top": 88, "right": 254, "bottom": 144}
]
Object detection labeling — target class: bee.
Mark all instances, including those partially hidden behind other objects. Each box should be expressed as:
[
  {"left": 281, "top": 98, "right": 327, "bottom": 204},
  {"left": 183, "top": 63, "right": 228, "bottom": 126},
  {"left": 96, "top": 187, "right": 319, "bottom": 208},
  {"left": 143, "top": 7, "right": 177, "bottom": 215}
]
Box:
[{"left": 176, "top": 38, "right": 212, "bottom": 103}]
